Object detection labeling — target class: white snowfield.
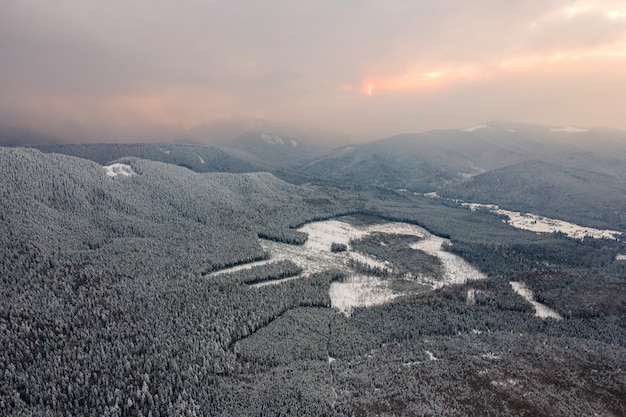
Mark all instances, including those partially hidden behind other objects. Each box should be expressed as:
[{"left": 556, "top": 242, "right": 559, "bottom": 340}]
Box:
[
  {"left": 509, "top": 281, "right": 562, "bottom": 320},
  {"left": 207, "top": 217, "right": 486, "bottom": 316},
  {"left": 617, "top": 254, "right": 626, "bottom": 261},
  {"left": 463, "top": 202, "right": 622, "bottom": 240},
  {"left": 424, "top": 192, "right": 622, "bottom": 240},
  {"left": 329, "top": 275, "right": 398, "bottom": 314},
  {"left": 462, "top": 124, "right": 490, "bottom": 132},
  {"left": 103, "top": 163, "right": 136, "bottom": 178},
  {"left": 410, "top": 235, "right": 485, "bottom": 288}
]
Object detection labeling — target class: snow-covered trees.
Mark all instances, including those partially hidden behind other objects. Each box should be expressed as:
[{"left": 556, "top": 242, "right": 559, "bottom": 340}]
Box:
[{"left": 1, "top": 147, "right": 625, "bottom": 416}]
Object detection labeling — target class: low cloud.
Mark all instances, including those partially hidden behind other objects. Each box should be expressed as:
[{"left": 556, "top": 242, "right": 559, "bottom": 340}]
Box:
[{"left": 1, "top": 0, "right": 625, "bottom": 143}]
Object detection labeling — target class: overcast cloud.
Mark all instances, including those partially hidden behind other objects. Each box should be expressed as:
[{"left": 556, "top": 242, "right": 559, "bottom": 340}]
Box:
[{"left": 1, "top": 0, "right": 625, "bottom": 143}]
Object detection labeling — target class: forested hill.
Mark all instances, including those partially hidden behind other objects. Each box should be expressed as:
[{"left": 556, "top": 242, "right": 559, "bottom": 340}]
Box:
[
  {"left": 0, "top": 147, "right": 360, "bottom": 415},
  {"left": 32, "top": 142, "right": 269, "bottom": 174},
  {"left": 2, "top": 147, "right": 625, "bottom": 416},
  {"left": 295, "top": 122, "right": 626, "bottom": 193},
  {"left": 26, "top": 124, "right": 626, "bottom": 232},
  {"left": 440, "top": 159, "right": 626, "bottom": 232},
  {"left": 0, "top": 147, "right": 368, "bottom": 276}
]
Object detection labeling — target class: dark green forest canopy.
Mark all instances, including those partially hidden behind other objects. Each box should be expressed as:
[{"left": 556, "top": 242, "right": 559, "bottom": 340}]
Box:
[{"left": 1, "top": 147, "right": 625, "bottom": 416}]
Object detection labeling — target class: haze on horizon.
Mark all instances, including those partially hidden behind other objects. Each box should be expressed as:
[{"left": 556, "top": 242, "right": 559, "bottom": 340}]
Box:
[{"left": 1, "top": 1, "right": 626, "bottom": 144}]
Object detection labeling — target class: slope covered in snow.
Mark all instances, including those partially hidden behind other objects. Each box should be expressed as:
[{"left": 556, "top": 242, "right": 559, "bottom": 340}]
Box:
[
  {"left": 509, "top": 281, "right": 562, "bottom": 320},
  {"left": 103, "top": 163, "right": 136, "bottom": 178},
  {"left": 208, "top": 216, "right": 486, "bottom": 315}
]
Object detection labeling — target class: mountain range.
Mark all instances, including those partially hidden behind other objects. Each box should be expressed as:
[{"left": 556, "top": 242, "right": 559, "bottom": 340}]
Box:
[
  {"left": 2, "top": 122, "right": 626, "bottom": 415},
  {"left": 26, "top": 121, "right": 626, "bottom": 232}
]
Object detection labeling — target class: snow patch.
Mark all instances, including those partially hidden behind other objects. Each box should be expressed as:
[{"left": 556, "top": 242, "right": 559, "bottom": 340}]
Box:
[
  {"left": 207, "top": 217, "right": 486, "bottom": 316},
  {"left": 482, "top": 353, "right": 501, "bottom": 360},
  {"left": 410, "top": 236, "right": 486, "bottom": 288},
  {"left": 464, "top": 202, "right": 621, "bottom": 240},
  {"left": 424, "top": 350, "right": 439, "bottom": 361},
  {"left": 462, "top": 124, "right": 489, "bottom": 132},
  {"left": 260, "top": 133, "right": 285, "bottom": 145},
  {"left": 329, "top": 275, "right": 397, "bottom": 316},
  {"left": 103, "top": 163, "right": 136, "bottom": 178},
  {"left": 290, "top": 139, "right": 298, "bottom": 147},
  {"left": 491, "top": 378, "right": 519, "bottom": 388},
  {"left": 509, "top": 281, "right": 562, "bottom": 320},
  {"left": 251, "top": 274, "right": 303, "bottom": 288},
  {"left": 466, "top": 288, "right": 476, "bottom": 305},
  {"left": 616, "top": 254, "right": 626, "bottom": 261},
  {"left": 300, "top": 220, "right": 368, "bottom": 252},
  {"left": 550, "top": 126, "right": 588, "bottom": 133},
  {"left": 197, "top": 154, "right": 205, "bottom": 164}
]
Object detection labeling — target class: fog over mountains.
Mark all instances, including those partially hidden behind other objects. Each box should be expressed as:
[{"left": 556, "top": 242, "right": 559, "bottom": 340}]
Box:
[
  {"left": 27, "top": 121, "right": 626, "bottom": 232},
  {"left": 2, "top": 121, "right": 626, "bottom": 416}
]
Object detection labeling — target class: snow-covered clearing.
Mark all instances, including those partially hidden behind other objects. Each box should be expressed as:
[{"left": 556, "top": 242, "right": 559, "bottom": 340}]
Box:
[
  {"left": 329, "top": 275, "right": 397, "bottom": 313},
  {"left": 462, "top": 124, "right": 490, "bottom": 132},
  {"left": 103, "top": 163, "right": 136, "bottom": 178},
  {"left": 509, "top": 281, "right": 562, "bottom": 320},
  {"left": 299, "top": 220, "right": 368, "bottom": 252},
  {"left": 463, "top": 202, "right": 621, "bottom": 240},
  {"left": 251, "top": 274, "right": 303, "bottom": 288},
  {"left": 423, "top": 193, "right": 621, "bottom": 240},
  {"left": 207, "top": 216, "right": 486, "bottom": 316},
  {"left": 410, "top": 235, "right": 486, "bottom": 288}
]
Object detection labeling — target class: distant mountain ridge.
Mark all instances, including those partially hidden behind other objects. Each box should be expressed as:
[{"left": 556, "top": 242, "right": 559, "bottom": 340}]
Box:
[
  {"left": 439, "top": 159, "right": 626, "bottom": 231},
  {"left": 298, "top": 121, "right": 626, "bottom": 190},
  {"left": 16, "top": 121, "right": 626, "bottom": 231}
]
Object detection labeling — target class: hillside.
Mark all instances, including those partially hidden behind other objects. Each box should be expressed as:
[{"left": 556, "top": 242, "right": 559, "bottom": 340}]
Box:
[
  {"left": 297, "top": 122, "right": 626, "bottom": 192},
  {"left": 440, "top": 160, "right": 626, "bottom": 232},
  {"left": 1, "top": 147, "right": 625, "bottom": 416},
  {"left": 33, "top": 142, "right": 270, "bottom": 174}
]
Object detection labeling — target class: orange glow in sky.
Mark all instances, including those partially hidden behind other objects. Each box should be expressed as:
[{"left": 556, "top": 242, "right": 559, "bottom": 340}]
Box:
[
  {"left": 359, "top": 66, "right": 485, "bottom": 96},
  {"left": 2, "top": 1, "right": 626, "bottom": 140}
]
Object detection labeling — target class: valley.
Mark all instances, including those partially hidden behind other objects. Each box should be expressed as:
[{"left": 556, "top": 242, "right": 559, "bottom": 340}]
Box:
[{"left": 423, "top": 192, "right": 623, "bottom": 240}]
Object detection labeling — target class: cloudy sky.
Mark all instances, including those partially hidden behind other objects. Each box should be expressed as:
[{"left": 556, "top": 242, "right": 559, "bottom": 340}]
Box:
[{"left": 1, "top": 0, "right": 626, "bottom": 142}]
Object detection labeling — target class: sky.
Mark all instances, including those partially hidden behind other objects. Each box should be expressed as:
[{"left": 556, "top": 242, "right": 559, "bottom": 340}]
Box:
[{"left": 1, "top": 0, "right": 626, "bottom": 143}]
